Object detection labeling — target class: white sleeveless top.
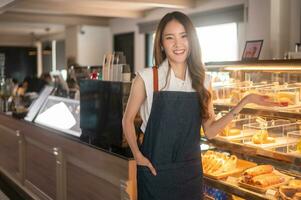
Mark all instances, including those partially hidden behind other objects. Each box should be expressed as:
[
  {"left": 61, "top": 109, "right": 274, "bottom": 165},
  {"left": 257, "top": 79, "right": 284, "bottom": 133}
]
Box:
[{"left": 137, "top": 59, "right": 210, "bottom": 132}]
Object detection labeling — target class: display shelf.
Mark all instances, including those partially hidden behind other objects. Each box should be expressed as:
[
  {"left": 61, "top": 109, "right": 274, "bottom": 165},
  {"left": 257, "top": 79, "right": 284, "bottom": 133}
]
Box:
[
  {"left": 208, "top": 138, "right": 301, "bottom": 172},
  {"left": 205, "top": 59, "right": 301, "bottom": 72},
  {"left": 205, "top": 59, "right": 301, "bottom": 199},
  {"left": 214, "top": 103, "right": 301, "bottom": 119},
  {"left": 203, "top": 176, "right": 272, "bottom": 200}
]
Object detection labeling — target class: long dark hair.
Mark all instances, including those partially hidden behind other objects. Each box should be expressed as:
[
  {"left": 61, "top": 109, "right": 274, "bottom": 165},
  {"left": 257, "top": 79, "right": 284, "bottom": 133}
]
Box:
[{"left": 153, "top": 11, "right": 211, "bottom": 120}]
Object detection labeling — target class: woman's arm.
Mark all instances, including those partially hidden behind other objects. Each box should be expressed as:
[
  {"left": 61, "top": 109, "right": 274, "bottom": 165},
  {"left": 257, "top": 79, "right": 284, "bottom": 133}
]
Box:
[
  {"left": 202, "top": 84, "right": 280, "bottom": 139},
  {"left": 122, "top": 75, "right": 157, "bottom": 175}
]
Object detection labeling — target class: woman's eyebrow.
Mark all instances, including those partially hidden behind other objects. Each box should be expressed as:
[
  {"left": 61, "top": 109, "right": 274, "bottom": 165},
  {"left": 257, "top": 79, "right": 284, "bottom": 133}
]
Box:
[
  {"left": 163, "top": 32, "right": 186, "bottom": 36},
  {"left": 163, "top": 33, "right": 174, "bottom": 37}
]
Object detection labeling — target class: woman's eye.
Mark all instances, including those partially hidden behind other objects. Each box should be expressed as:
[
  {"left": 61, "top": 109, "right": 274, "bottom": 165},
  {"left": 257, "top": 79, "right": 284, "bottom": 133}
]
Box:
[
  {"left": 165, "top": 36, "right": 173, "bottom": 40},
  {"left": 182, "top": 34, "right": 187, "bottom": 38}
]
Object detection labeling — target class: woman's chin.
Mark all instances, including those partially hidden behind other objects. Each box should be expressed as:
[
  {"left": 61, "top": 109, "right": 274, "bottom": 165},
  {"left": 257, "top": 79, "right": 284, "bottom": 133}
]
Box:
[{"left": 169, "top": 56, "right": 187, "bottom": 64}]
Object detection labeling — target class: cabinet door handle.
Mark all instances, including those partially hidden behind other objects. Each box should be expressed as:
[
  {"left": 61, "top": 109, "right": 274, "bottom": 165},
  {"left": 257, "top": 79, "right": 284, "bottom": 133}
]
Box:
[
  {"left": 53, "top": 147, "right": 59, "bottom": 155},
  {"left": 16, "top": 130, "right": 20, "bottom": 137}
]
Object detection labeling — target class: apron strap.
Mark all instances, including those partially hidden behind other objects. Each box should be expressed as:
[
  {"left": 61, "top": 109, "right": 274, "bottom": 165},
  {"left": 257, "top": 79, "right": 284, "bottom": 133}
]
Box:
[{"left": 152, "top": 66, "right": 159, "bottom": 92}]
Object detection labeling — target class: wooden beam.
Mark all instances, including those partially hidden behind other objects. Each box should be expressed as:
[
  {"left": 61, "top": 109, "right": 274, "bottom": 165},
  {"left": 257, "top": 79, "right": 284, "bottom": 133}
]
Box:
[
  {"left": 12, "top": 0, "right": 144, "bottom": 18},
  {"left": 0, "top": 12, "right": 110, "bottom": 26}
]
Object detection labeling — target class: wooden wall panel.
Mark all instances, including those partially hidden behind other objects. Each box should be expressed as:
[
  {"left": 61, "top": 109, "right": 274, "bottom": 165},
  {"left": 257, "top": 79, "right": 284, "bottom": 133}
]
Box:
[
  {"left": 66, "top": 161, "right": 120, "bottom": 200},
  {"left": 25, "top": 138, "right": 56, "bottom": 200},
  {"left": 0, "top": 114, "right": 136, "bottom": 200},
  {"left": 0, "top": 124, "right": 19, "bottom": 180}
]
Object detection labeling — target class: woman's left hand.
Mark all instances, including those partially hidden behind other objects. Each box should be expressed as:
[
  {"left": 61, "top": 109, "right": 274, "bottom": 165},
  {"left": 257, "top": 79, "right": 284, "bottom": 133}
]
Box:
[{"left": 243, "top": 94, "right": 283, "bottom": 107}]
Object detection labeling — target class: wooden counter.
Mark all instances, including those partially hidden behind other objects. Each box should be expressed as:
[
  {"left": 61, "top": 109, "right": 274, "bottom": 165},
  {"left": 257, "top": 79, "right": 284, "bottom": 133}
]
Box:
[{"left": 0, "top": 113, "right": 137, "bottom": 200}]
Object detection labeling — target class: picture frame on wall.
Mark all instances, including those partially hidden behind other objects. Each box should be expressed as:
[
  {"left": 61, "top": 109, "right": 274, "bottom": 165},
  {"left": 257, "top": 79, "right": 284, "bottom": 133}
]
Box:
[{"left": 242, "top": 40, "right": 263, "bottom": 60}]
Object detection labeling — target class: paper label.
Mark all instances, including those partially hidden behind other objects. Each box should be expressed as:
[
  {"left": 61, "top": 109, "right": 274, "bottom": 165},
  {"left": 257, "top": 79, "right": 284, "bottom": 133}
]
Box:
[{"left": 266, "top": 189, "right": 277, "bottom": 197}]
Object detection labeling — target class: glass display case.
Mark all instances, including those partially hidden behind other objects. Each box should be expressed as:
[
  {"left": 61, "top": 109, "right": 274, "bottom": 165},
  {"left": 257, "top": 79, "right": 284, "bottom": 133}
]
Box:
[
  {"left": 242, "top": 119, "right": 300, "bottom": 148},
  {"left": 203, "top": 59, "right": 301, "bottom": 200},
  {"left": 34, "top": 95, "right": 81, "bottom": 137},
  {"left": 24, "top": 86, "right": 54, "bottom": 122},
  {"left": 216, "top": 113, "right": 258, "bottom": 141}
]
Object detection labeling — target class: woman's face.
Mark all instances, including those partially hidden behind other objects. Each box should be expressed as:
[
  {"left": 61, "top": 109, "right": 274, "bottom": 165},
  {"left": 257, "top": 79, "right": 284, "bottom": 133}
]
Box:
[{"left": 162, "top": 20, "right": 189, "bottom": 65}]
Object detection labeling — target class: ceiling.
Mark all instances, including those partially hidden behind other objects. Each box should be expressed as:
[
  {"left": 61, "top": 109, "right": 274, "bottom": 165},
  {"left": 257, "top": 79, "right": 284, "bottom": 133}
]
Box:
[{"left": 0, "top": 0, "right": 195, "bottom": 37}]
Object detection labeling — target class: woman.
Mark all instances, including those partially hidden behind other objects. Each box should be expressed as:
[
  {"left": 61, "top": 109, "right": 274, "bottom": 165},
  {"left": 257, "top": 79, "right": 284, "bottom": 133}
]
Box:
[{"left": 122, "top": 11, "right": 279, "bottom": 200}]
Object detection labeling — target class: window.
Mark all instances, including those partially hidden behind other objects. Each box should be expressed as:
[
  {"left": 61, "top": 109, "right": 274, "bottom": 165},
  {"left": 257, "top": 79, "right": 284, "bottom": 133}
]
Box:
[{"left": 196, "top": 23, "right": 238, "bottom": 62}]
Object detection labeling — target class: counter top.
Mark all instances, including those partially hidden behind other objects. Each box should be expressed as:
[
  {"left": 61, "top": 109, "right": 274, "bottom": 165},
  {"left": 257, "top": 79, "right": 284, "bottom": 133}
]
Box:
[{"left": 0, "top": 112, "right": 134, "bottom": 160}]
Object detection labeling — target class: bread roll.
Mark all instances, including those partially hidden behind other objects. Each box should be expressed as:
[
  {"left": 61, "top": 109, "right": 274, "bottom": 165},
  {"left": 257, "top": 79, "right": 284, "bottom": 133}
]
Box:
[
  {"left": 252, "top": 130, "right": 268, "bottom": 144},
  {"left": 289, "top": 180, "right": 301, "bottom": 187},
  {"left": 252, "top": 173, "right": 285, "bottom": 187},
  {"left": 214, "top": 155, "right": 237, "bottom": 174},
  {"left": 252, "top": 130, "right": 275, "bottom": 144},
  {"left": 220, "top": 128, "right": 241, "bottom": 136},
  {"left": 202, "top": 151, "right": 237, "bottom": 174},
  {"left": 243, "top": 165, "right": 274, "bottom": 178},
  {"left": 280, "top": 186, "right": 299, "bottom": 198},
  {"left": 276, "top": 92, "right": 296, "bottom": 105}
]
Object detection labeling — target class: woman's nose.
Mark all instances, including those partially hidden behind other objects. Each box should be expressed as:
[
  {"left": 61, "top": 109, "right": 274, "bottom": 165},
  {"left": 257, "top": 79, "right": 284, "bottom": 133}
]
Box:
[{"left": 174, "top": 37, "right": 181, "bottom": 47}]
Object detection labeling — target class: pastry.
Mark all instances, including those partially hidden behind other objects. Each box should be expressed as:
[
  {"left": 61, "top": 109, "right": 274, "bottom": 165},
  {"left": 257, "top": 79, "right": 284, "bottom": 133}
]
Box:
[
  {"left": 220, "top": 127, "right": 241, "bottom": 137},
  {"left": 280, "top": 186, "right": 301, "bottom": 199},
  {"left": 280, "top": 186, "right": 299, "bottom": 198},
  {"left": 202, "top": 151, "right": 237, "bottom": 175},
  {"left": 276, "top": 92, "right": 297, "bottom": 105},
  {"left": 213, "top": 155, "right": 238, "bottom": 174},
  {"left": 252, "top": 130, "right": 275, "bottom": 144},
  {"left": 289, "top": 180, "right": 301, "bottom": 187},
  {"left": 243, "top": 165, "right": 274, "bottom": 179},
  {"left": 252, "top": 173, "right": 285, "bottom": 187}
]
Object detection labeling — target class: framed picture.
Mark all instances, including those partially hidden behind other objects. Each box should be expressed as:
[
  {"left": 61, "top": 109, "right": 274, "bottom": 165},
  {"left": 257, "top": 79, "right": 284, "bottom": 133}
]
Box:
[{"left": 242, "top": 40, "right": 263, "bottom": 60}]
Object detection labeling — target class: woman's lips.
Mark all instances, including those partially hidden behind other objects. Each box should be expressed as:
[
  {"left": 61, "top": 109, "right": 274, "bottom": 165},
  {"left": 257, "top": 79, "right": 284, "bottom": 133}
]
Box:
[{"left": 173, "top": 49, "right": 185, "bottom": 55}]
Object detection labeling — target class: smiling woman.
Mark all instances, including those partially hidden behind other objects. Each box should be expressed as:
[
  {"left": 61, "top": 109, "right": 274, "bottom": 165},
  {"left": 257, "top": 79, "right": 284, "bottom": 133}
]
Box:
[{"left": 123, "top": 11, "right": 280, "bottom": 200}]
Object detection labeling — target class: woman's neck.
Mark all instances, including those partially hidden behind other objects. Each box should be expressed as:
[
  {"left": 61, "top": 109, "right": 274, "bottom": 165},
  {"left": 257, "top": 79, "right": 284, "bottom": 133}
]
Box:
[{"left": 168, "top": 61, "right": 187, "bottom": 81}]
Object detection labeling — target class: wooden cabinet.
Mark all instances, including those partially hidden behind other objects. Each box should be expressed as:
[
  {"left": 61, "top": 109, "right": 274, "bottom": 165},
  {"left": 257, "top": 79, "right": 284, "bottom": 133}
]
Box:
[
  {"left": 0, "top": 124, "right": 20, "bottom": 181},
  {"left": 24, "top": 138, "right": 57, "bottom": 200},
  {"left": 0, "top": 114, "right": 137, "bottom": 200}
]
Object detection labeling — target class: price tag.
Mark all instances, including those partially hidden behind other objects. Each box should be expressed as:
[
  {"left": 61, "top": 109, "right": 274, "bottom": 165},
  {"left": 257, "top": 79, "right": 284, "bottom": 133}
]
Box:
[
  {"left": 226, "top": 176, "right": 239, "bottom": 185},
  {"left": 265, "top": 189, "right": 277, "bottom": 198}
]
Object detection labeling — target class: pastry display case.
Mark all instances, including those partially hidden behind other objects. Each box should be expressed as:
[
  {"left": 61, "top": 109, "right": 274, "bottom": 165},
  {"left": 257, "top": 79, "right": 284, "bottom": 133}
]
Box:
[
  {"left": 202, "top": 60, "right": 301, "bottom": 200},
  {"left": 34, "top": 95, "right": 81, "bottom": 137}
]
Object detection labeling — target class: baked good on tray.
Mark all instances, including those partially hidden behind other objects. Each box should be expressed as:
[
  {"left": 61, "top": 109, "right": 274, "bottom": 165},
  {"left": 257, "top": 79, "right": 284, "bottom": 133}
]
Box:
[
  {"left": 240, "top": 165, "right": 286, "bottom": 188},
  {"left": 279, "top": 180, "right": 301, "bottom": 200},
  {"left": 252, "top": 130, "right": 275, "bottom": 144},
  {"left": 243, "top": 165, "right": 274, "bottom": 178},
  {"left": 202, "top": 150, "right": 237, "bottom": 174},
  {"left": 220, "top": 127, "right": 241, "bottom": 137},
  {"left": 251, "top": 173, "right": 285, "bottom": 187}
]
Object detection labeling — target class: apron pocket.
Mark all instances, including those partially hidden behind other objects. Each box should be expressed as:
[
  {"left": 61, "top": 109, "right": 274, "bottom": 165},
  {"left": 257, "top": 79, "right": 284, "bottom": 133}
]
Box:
[{"left": 137, "top": 160, "right": 202, "bottom": 200}]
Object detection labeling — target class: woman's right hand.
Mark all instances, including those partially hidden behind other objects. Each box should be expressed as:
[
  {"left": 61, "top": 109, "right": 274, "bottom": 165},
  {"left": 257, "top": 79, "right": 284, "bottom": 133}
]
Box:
[
  {"left": 243, "top": 93, "right": 282, "bottom": 107},
  {"left": 135, "top": 152, "right": 157, "bottom": 176}
]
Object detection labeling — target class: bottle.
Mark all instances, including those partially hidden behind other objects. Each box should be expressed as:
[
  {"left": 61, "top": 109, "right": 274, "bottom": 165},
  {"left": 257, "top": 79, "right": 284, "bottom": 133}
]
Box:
[{"left": 122, "top": 64, "right": 131, "bottom": 82}]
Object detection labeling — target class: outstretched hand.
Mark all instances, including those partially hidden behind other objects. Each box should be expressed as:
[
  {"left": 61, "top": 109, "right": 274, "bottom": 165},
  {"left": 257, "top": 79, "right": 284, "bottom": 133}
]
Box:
[{"left": 244, "top": 93, "right": 283, "bottom": 107}]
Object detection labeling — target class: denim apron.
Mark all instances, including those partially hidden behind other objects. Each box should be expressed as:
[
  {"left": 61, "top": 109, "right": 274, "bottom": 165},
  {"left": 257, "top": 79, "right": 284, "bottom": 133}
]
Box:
[{"left": 137, "top": 67, "right": 203, "bottom": 200}]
